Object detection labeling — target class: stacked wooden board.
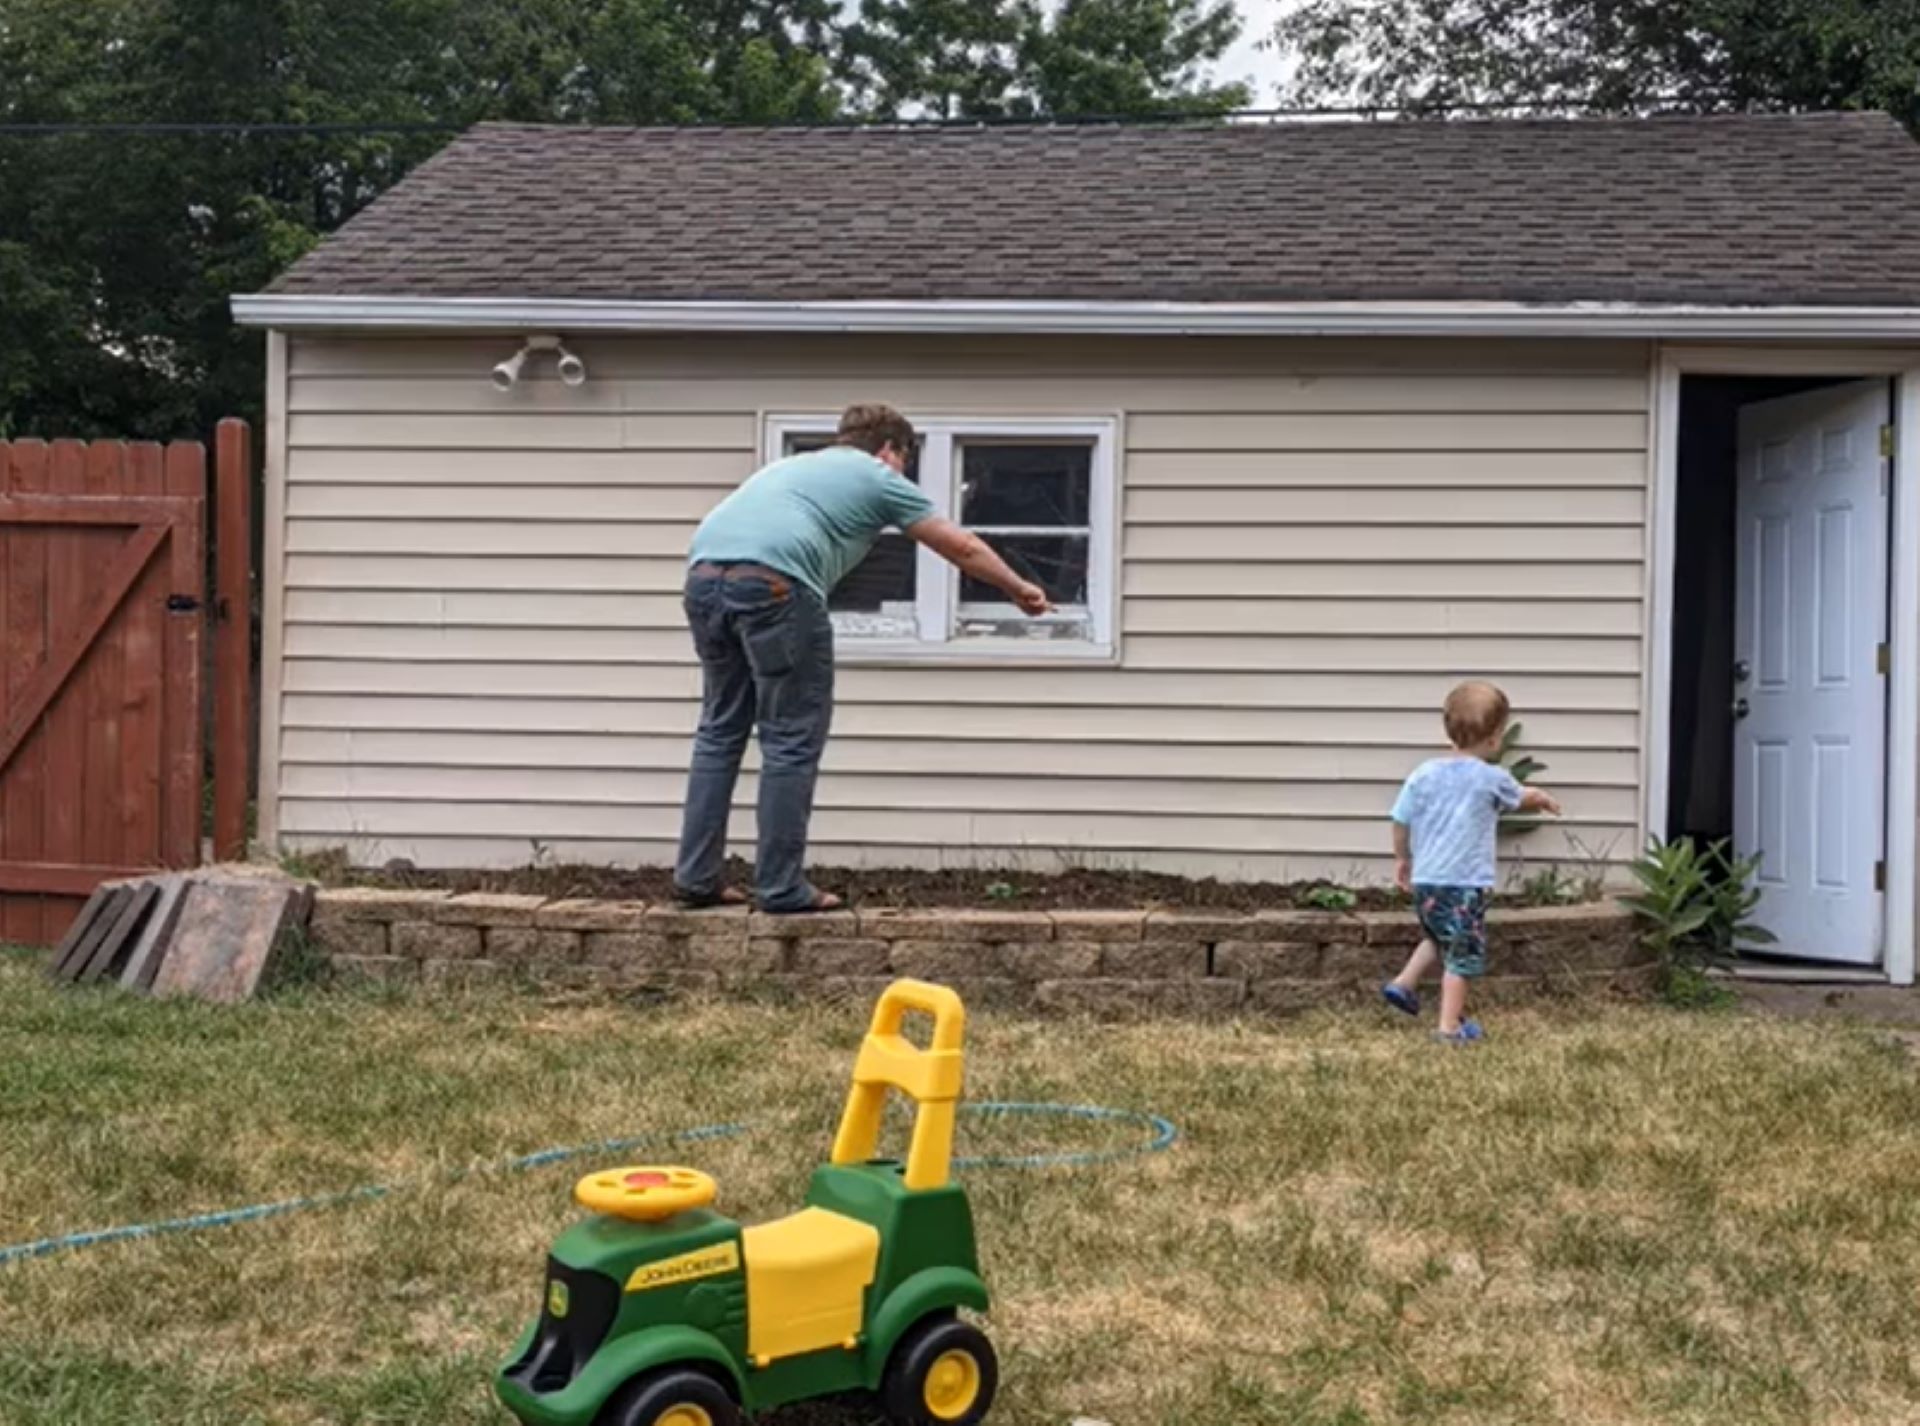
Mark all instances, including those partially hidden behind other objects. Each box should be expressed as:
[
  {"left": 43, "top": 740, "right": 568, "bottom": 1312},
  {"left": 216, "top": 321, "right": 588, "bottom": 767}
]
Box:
[{"left": 46, "top": 869, "right": 314, "bottom": 1003}]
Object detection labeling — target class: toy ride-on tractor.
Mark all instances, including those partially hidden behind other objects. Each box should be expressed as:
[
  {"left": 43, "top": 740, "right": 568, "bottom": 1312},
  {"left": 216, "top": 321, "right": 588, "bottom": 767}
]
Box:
[{"left": 496, "top": 979, "right": 998, "bottom": 1426}]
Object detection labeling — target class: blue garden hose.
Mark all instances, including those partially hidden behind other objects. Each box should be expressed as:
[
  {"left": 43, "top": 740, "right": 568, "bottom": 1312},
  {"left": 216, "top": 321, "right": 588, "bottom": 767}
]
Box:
[{"left": 0, "top": 1102, "right": 1177, "bottom": 1268}]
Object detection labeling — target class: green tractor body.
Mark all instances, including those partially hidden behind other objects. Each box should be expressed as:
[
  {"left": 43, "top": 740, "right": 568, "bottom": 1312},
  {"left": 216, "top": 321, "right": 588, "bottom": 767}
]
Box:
[{"left": 495, "top": 981, "right": 997, "bottom": 1426}]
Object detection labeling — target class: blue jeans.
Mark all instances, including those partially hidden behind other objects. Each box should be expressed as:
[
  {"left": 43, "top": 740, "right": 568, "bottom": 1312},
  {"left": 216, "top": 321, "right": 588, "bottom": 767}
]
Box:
[{"left": 674, "top": 564, "right": 835, "bottom": 912}]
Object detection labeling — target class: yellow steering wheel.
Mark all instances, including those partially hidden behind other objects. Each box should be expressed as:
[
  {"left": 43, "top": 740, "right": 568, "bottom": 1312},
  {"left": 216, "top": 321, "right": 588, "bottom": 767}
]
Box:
[{"left": 574, "top": 1165, "right": 718, "bottom": 1223}]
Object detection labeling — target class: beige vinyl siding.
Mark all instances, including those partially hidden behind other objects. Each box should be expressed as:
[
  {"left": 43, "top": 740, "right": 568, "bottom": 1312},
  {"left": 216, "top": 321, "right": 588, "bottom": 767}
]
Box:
[{"left": 270, "top": 333, "right": 1650, "bottom": 882}]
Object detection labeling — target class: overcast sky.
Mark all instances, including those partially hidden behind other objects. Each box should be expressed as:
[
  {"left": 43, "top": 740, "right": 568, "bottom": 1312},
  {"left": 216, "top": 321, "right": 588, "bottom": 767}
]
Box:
[
  {"left": 834, "top": 1, "right": 1302, "bottom": 106},
  {"left": 1218, "top": 0, "right": 1294, "bottom": 105}
]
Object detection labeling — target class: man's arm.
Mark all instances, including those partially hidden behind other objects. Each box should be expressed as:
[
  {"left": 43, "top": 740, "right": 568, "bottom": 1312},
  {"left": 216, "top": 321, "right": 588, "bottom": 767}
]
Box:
[{"left": 906, "top": 517, "right": 1052, "bottom": 616}]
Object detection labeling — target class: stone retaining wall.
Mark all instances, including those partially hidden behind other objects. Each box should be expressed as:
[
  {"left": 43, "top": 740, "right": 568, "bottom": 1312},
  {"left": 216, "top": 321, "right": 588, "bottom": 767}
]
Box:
[{"left": 309, "top": 891, "right": 1650, "bottom": 1015}]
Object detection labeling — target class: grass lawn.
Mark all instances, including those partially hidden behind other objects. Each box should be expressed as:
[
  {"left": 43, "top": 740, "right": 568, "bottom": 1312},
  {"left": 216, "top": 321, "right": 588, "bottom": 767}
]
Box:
[{"left": 5, "top": 949, "right": 1920, "bottom": 1426}]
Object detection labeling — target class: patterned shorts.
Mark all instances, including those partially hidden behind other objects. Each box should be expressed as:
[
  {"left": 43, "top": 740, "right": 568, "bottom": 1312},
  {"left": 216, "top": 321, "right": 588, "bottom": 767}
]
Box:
[{"left": 1414, "top": 885, "right": 1491, "bottom": 979}]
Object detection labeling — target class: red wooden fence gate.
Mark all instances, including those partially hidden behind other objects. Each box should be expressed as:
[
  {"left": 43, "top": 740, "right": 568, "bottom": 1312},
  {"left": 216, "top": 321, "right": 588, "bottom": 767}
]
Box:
[{"left": 0, "top": 440, "right": 205, "bottom": 943}]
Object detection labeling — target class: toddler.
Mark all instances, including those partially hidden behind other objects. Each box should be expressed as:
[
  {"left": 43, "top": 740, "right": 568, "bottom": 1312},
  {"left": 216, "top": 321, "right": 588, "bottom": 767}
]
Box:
[{"left": 1382, "top": 681, "right": 1561, "bottom": 1043}]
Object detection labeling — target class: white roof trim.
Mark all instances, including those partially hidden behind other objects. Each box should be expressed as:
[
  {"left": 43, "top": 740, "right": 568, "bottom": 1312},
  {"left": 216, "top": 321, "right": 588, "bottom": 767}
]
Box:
[{"left": 229, "top": 294, "right": 1920, "bottom": 339}]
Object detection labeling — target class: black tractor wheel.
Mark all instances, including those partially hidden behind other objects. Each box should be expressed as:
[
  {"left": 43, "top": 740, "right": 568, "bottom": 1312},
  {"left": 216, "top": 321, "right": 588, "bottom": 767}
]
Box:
[
  {"left": 880, "top": 1315, "right": 1000, "bottom": 1426},
  {"left": 599, "top": 1367, "right": 741, "bottom": 1426}
]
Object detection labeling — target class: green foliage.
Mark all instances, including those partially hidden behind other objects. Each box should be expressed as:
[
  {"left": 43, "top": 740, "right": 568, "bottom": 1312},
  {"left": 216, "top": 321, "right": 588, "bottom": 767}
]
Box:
[
  {"left": 1018, "top": 0, "right": 1250, "bottom": 118},
  {"left": 1621, "top": 836, "right": 1775, "bottom": 996},
  {"left": 841, "top": 0, "right": 1248, "bottom": 118},
  {"left": 1496, "top": 720, "right": 1547, "bottom": 835},
  {"left": 1274, "top": 0, "right": 1920, "bottom": 131},
  {"left": 1704, "top": 845, "right": 1775, "bottom": 957},
  {"left": 0, "top": 0, "right": 1249, "bottom": 443},
  {"left": 1301, "top": 883, "right": 1358, "bottom": 913},
  {"left": 841, "top": 0, "right": 1024, "bottom": 118},
  {"left": 1662, "top": 961, "right": 1739, "bottom": 1012},
  {"left": 278, "top": 844, "right": 350, "bottom": 883},
  {"left": 1622, "top": 838, "right": 1716, "bottom": 960},
  {"left": 1514, "top": 866, "right": 1585, "bottom": 907},
  {"left": 984, "top": 880, "right": 1020, "bottom": 901},
  {"left": 0, "top": 0, "right": 843, "bottom": 442}
]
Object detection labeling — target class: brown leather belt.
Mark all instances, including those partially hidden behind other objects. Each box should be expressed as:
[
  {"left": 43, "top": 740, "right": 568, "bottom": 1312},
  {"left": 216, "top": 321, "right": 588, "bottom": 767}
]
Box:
[{"left": 689, "top": 561, "right": 791, "bottom": 594}]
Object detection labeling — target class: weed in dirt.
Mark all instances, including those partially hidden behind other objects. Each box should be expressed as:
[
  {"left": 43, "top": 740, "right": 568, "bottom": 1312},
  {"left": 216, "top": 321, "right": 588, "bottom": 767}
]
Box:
[
  {"left": 1300, "top": 884, "right": 1359, "bottom": 914},
  {"left": 1512, "top": 866, "right": 1587, "bottom": 907},
  {"left": 1660, "top": 963, "right": 1740, "bottom": 1012}
]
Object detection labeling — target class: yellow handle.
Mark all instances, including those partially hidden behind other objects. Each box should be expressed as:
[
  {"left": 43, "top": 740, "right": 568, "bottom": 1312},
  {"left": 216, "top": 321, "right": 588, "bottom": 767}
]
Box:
[
  {"left": 831, "top": 979, "right": 967, "bottom": 1191},
  {"left": 869, "top": 979, "right": 967, "bottom": 1053}
]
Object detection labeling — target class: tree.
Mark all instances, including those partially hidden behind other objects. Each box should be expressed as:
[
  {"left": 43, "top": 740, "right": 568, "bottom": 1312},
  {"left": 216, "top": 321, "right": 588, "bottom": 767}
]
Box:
[
  {"left": 842, "top": 0, "right": 1248, "bottom": 119},
  {"left": 0, "top": 0, "right": 1249, "bottom": 441},
  {"left": 1273, "top": 0, "right": 1920, "bottom": 130},
  {"left": 1019, "top": 0, "right": 1249, "bottom": 118},
  {"left": 841, "top": 0, "right": 1024, "bottom": 118},
  {"left": 0, "top": 0, "right": 843, "bottom": 440}
]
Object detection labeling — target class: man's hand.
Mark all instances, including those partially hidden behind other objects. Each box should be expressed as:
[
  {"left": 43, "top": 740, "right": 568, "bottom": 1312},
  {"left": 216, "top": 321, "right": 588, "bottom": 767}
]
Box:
[
  {"left": 1520, "top": 786, "right": 1564, "bottom": 817},
  {"left": 1394, "top": 858, "right": 1412, "bottom": 893},
  {"left": 1013, "top": 581, "right": 1053, "bottom": 617}
]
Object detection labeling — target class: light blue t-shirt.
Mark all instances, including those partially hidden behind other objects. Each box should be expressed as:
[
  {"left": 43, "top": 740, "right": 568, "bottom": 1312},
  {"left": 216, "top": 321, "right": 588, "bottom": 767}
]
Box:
[
  {"left": 689, "top": 446, "right": 936, "bottom": 600},
  {"left": 1390, "top": 756, "right": 1525, "bottom": 889}
]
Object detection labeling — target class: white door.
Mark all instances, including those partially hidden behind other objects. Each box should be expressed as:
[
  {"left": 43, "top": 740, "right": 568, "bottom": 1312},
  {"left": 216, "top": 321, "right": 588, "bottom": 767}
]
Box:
[{"left": 1733, "top": 381, "right": 1892, "bottom": 964}]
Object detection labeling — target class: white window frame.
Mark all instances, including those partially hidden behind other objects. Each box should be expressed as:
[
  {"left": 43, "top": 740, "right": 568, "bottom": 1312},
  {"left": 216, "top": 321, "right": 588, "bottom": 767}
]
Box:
[{"left": 762, "top": 413, "right": 1120, "bottom": 664}]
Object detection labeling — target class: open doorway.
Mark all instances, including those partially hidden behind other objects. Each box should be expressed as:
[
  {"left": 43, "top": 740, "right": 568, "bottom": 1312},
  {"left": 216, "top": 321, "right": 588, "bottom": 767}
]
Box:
[{"left": 1668, "top": 374, "right": 1895, "bottom": 967}]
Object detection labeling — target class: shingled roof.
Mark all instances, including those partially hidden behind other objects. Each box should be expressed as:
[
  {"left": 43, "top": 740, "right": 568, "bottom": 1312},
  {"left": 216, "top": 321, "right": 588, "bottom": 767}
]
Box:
[{"left": 269, "top": 112, "right": 1920, "bottom": 308}]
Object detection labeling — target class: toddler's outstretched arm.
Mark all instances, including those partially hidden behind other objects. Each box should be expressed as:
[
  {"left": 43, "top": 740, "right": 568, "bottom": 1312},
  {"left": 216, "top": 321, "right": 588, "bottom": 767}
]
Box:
[{"left": 1518, "top": 786, "right": 1564, "bottom": 817}]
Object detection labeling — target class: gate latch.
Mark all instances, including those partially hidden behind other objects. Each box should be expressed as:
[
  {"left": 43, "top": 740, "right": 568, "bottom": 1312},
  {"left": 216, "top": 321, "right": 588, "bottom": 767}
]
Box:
[{"left": 166, "top": 594, "right": 201, "bottom": 614}]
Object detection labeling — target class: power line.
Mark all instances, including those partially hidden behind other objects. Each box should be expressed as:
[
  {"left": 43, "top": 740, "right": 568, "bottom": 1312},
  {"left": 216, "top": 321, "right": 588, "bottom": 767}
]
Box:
[
  {"left": 0, "top": 98, "right": 1749, "bottom": 137},
  {"left": 0, "top": 121, "right": 467, "bottom": 135}
]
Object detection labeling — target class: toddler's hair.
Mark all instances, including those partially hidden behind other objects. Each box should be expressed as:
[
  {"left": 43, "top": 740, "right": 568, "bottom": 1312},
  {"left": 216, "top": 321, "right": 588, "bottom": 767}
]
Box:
[{"left": 1443, "top": 681, "right": 1510, "bottom": 749}]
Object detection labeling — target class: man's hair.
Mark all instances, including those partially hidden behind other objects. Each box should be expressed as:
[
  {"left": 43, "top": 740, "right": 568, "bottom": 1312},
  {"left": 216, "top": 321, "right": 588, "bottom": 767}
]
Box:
[
  {"left": 835, "top": 403, "right": 916, "bottom": 457},
  {"left": 1443, "top": 681, "right": 1510, "bottom": 749}
]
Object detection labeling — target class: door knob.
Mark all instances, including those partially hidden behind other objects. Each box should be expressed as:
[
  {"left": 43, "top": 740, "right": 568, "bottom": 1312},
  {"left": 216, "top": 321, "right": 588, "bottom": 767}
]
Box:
[
  {"left": 1733, "top": 660, "right": 1751, "bottom": 683},
  {"left": 1733, "top": 697, "right": 1751, "bottom": 720}
]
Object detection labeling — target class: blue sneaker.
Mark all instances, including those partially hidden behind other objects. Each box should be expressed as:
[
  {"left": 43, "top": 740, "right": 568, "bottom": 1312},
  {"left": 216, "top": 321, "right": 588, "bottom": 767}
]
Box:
[
  {"left": 1381, "top": 983, "right": 1420, "bottom": 1017},
  {"left": 1433, "top": 1020, "right": 1485, "bottom": 1046}
]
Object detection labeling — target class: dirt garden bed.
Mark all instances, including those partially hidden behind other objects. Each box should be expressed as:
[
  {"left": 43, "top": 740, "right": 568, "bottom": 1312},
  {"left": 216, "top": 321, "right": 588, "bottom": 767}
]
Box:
[{"left": 291, "top": 851, "right": 1605, "bottom": 914}]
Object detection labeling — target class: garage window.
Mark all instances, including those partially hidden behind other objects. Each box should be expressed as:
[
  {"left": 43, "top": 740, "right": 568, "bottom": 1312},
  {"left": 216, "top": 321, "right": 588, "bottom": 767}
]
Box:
[{"left": 766, "top": 416, "right": 1118, "bottom": 660}]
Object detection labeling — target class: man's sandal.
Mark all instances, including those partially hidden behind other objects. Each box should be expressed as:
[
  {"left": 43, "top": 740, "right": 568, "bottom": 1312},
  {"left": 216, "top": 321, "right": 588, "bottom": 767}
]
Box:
[
  {"left": 672, "top": 887, "right": 749, "bottom": 910},
  {"left": 761, "top": 890, "right": 844, "bottom": 915}
]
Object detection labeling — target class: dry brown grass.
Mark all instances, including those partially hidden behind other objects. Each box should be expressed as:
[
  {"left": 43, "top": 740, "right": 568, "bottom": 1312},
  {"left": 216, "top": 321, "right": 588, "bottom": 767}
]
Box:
[{"left": 5, "top": 951, "right": 1920, "bottom": 1425}]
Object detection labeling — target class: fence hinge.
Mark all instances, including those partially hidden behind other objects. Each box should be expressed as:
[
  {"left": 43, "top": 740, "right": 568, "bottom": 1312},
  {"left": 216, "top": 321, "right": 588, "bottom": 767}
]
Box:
[
  {"left": 165, "top": 594, "right": 200, "bottom": 614},
  {"left": 1879, "top": 642, "right": 1891, "bottom": 675},
  {"left": 1883, "top": 424, "right": 1897, "bottom": 459},
  {"left": 1876, "top": 860, "right": 1888, "bottom": 892}
]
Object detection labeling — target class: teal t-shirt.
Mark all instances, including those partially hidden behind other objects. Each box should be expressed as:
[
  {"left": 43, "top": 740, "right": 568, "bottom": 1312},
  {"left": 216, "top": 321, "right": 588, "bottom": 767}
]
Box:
[{"left": 689, "top": 445, "right": 936, "bottom": 600}]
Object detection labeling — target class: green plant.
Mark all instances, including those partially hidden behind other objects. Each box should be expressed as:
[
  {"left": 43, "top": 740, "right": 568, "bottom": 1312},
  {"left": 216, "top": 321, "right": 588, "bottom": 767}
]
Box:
[
  {"left": 1496, "top": 722, "right": 1548, "bottom": 834},
  {"left": 1705, "top": 847, "right": 1773, "bottom": 957},
  {"left": 1301, "top": 883, "right": 1358, "bottom": 913},
  {"left": 1514, "top": 866, "right": 1585, "bottom": 907},
  {"left": 1621, "top": 837, "right": 1775, "bottom": 998},
  {"left": 984, "top": 881, "right": 1020, "bottom": 902},
  {"left": 1563, "top": 832, "right": 1622, "bottom": 902},
  {"left": 1621, "top": 837, "right": 1713, "bottom": 961},
  {"left": 1662, "top": 962, "right": 1739, "bottom": 1012},
  {"left": 260, "top": 925, "right": 332, "bottom": 995},
  {"left": 278, "top": 845, "right": 349, "bottom": 884}
]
